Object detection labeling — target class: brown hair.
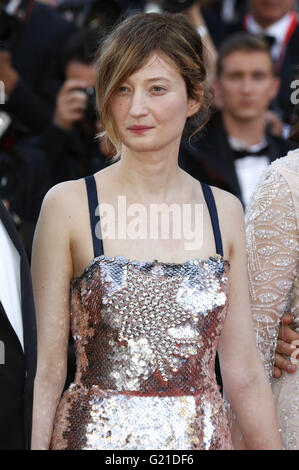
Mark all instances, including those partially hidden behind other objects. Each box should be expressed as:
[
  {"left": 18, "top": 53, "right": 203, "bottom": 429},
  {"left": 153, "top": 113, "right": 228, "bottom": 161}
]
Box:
[
  {"left": 216, "top": 32, "right": 276, "bottom": 77},
  {"left": 95, "top": 12, "right": 212, "bottom": 158}
]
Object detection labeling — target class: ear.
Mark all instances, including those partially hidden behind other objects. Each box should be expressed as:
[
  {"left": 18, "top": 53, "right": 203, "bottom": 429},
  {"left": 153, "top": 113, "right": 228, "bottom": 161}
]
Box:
[
  {"left": 187, "top": 97, "right": 201, "bottom": 118},
  {"left": 269, "top": 77, "right": 281, "bottom": 101},
  {"left": 187, "top": 87, "right": 204, "bottom": 118},
  {"left": 212, "top": 78, "right": 224, "bottom": 109}
]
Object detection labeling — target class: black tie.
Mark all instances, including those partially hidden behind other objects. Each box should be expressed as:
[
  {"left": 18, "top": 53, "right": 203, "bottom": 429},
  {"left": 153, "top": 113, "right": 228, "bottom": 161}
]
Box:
[
  {"left": 262, "top": 35, "right": 276, "bottom": 49},
  {"left": 232, "top": 145, "right": 269, "bottom": 160}
]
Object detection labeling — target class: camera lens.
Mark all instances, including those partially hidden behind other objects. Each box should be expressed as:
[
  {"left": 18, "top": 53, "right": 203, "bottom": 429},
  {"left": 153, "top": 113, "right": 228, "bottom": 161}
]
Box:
[{"left": 85, "top": 87, "right": 97, "bottom": 123}]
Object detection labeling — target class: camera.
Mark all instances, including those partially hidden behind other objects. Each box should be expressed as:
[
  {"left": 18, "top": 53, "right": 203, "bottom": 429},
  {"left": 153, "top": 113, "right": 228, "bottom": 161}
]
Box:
[
  {"left": 72, "top": 86, "right": 97, "bottom": 124},
  {"left": 162, "top": 0, "right": 197, "bottom": 14},
  {"left": 0, "top": 0, "right": 33, "bottom": 50},
  {"left": 84, "top": 86, "right": 97, "bottom": 124}
]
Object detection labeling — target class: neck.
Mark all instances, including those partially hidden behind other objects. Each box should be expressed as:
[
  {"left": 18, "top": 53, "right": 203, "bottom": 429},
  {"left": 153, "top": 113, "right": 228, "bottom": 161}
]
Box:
[
  {"left": 251, "top": 12, "right": 290, "bottom": 30},
  {"left": 222, "top": 112, "right": 266, "bottom": 146},
  {"left": 115, "top": 141, "right": 185, "bottom": 204},
  {"left": 254, "top": 17, "right": 276, "bottom": 29}
]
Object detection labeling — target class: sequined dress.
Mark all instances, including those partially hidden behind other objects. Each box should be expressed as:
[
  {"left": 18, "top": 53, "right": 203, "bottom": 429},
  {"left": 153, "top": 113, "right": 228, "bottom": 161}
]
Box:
[
  {"left": 50, "top": 176, "right": 233, "bottom": 450},
  {"left": 246, "top": 149, "right": 299, "bottom": 450}
]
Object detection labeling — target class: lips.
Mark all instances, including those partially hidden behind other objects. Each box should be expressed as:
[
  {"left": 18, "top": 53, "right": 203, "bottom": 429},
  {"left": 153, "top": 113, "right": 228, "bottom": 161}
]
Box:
[
  {"left": 128, "top": 125, "right": 154, "bottom": 133},
  {"left": 240, "top": 100, "right": 255, "bottom": 106}
]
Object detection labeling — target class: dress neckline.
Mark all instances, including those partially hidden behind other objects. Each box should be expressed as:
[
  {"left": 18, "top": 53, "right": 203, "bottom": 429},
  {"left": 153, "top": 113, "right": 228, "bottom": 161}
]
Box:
[
  {"left": 70, "top": 253, "right": 230, "bottom": 287},
  {"left": 85, "top": 175, "right": 225, "bottom": 262}
]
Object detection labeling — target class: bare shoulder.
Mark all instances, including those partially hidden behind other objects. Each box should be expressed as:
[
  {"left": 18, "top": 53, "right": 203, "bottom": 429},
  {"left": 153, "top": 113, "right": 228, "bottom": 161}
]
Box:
[
  {"left": 209, "top": 186, "right": 245, "bottom": 257},
  {"left": 183, "top": 171, "right": 244, "bottom": 220},
  {"left": 40, "top": 179, "right": 86, "bottom": 217},
  {"left": 210, "top": 186, "right": 244, "bottom": 218},
  {"left": 42, "top": 178, "right": 85, "bottom": 206},
  {"left": 37, "top": 179, "right": 87, "bottom": 241}
]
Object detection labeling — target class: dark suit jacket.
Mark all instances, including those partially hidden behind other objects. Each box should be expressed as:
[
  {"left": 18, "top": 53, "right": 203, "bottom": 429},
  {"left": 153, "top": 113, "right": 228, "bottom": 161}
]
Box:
[
  {"left": 0, "top": 201, "right": 37, "bottom": 449},
  {"left": 179, "top": 115, "right": 298, "bottom": 205}
]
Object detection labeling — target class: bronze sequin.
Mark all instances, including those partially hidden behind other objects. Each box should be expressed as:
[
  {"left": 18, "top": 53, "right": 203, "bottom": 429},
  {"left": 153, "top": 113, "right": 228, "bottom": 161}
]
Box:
[{"left": 50, "top": 255, "right": 233, "bottom": 450}]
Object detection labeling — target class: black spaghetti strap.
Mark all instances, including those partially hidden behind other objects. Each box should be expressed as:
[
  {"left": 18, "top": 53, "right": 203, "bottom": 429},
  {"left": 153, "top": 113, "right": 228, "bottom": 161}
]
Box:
[
  {"left": 200, "top": 182, "right": 223, "bottom": 257},
  {"left": 85, "top": 175, "right": 104, "bottom": 258}
]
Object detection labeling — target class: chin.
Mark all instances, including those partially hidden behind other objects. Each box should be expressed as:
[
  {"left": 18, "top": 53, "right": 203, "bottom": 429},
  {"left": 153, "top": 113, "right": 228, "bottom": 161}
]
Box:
[
  {"left": 123, "top": 136, "right": 180, "bottom": 154},
  {"left": 130, "top": 144, "right": 168, "bottom": 154},
  {"left": 234, "top": 110, "right": 259, "bottom": 121}
]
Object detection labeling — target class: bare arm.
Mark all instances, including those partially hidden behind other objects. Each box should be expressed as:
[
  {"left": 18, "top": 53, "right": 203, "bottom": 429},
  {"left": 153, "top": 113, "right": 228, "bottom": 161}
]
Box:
[
  {"left": 217, "top": 194, "right": 281, "bottom": 450},
  {"left": 31, "top": 183, "right": 74, "bottom": 450}
]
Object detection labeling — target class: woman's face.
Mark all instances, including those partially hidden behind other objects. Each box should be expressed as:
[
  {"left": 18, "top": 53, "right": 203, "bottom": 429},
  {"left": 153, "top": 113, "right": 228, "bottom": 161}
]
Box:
[{"left": 109, "top": 53, "right": 200, "bottom": 155}]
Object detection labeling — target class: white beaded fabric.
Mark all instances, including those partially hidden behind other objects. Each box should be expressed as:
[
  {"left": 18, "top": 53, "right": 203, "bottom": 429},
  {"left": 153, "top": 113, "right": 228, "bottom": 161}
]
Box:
[
  {"left": 50, "top": 254, "right": 233, "bottom": 450},
  {"left": 245, "top": 149, "right": 299, "bottom": 450}
]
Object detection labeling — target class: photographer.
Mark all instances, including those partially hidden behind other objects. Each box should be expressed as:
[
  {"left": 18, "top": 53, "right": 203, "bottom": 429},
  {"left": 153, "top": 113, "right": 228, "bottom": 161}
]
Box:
[
  {"left": 0, "top": 0, "right": 76, "bottom": 134},
  {"left": 39, "top": 27, "right": 113, "bottom": 186}
]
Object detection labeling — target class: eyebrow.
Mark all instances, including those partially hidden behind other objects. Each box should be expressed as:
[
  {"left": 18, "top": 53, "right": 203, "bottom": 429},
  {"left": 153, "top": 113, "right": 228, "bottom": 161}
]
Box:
[
  {"left": 125, "top": 77, "right": 172, "bottom": 84},
  {"left": 146, "top": 77, "right": 171, "bottom": 82},
  {"left": 225, "top": 69, "right": 269, "bottom": 74}
]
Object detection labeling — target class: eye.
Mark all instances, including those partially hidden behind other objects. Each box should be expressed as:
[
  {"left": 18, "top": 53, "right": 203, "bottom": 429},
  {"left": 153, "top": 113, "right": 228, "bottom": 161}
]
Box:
[
  {"left": 118, "top": 85, "right": 130, "bottom": 94},
  {"left": 253, "top": 72, "right": 267, "bottom": 80},
  {"left": 228, "top": 73, "right": 242, "bottom": 80},
  {"left": 151, "top": 86, "right": 166, "bottom": 94}
]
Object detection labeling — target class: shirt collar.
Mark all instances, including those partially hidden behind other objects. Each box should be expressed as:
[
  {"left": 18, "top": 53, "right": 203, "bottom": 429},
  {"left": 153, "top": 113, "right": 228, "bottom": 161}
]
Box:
[
  {"left": 246, "top": 12, "right": 293, "bottom": 44},
  {"left": 228, "top": 135, "right": 268, "bottom": 152}
]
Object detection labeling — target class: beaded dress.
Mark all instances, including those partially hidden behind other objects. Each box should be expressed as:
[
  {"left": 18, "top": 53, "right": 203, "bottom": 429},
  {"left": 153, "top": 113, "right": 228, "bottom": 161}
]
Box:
[
  {"left": 246, "top": 149, "right": 299, "bottom": 450},
  {"left": 50, "top": 176, "right": 233, "bottom": 450}
]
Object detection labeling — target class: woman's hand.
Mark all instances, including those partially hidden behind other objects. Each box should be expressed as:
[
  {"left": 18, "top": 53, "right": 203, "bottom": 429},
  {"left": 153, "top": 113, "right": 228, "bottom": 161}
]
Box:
[{"left": 273, "top": 313, "right": 299, "bottom": 378}]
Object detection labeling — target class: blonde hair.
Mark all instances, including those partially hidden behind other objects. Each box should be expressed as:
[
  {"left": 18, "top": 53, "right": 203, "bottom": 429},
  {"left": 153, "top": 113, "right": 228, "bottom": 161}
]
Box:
[{"left": 95, "top": 12, "right": 213, "bottom": 159}]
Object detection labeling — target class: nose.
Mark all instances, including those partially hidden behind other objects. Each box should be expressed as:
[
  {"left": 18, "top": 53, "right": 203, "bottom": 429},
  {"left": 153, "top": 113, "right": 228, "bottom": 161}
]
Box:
[
  {"left": 240, "top": 77, "right": 254, "bottom": 94},
  {"left": 129, "top": 89, "right": 148, "bottom": 118}
]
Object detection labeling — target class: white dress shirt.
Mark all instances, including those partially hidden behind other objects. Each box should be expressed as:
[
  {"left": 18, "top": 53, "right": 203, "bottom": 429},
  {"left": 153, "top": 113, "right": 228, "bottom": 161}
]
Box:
[
  {"left": 229, "top": 136, "right": 269, "bottom": 207},
  {"left": 246, "top": 12, "right": 294, "bottom": 60},
  {"left": 0, "top": 219, "right": 24, "bottom": 351}
]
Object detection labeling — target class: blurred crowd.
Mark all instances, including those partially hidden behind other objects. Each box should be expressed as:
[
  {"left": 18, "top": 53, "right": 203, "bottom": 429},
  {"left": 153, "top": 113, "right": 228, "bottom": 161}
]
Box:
[{"left": 1, "top": 0, "right": 299, "bottom": 260}]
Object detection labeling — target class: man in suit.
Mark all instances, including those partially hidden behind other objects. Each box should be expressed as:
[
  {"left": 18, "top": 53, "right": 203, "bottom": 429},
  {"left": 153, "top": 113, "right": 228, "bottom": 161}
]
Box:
[
  {"left": 223, "top": 0, "right": 299, "bottom": 122},
  {"left": 0, "top": 199, "right": 36, "bottom": 449},
  {"left": 179, "top": 32, "right": 297, "bottom": 207}
]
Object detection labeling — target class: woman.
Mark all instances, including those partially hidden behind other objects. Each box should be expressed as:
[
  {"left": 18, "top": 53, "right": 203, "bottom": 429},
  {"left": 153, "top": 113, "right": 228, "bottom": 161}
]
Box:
[
  {"left": 244, "top": 105, "right": 299, "bottom": 450},
  {"left": 30, "top": 13, "right": 281, "bottom": 450}
]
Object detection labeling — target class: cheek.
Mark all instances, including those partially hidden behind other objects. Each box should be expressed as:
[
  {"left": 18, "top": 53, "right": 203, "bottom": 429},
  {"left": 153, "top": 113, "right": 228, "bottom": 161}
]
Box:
[
  {"left": 219, "top": 83, "right": 238, "bottom": 99},
  {"left": 110, "top": 100, "right": 127, "bottom": 123},
  {"left": 221, "top": 88, "right": 238, "bottom": 106},
  {"left": 160, "top": 95, "right": 189, "bottom": 120},
  {"left": 256, "top": 81, "right": 275, "bottom": 99}
]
